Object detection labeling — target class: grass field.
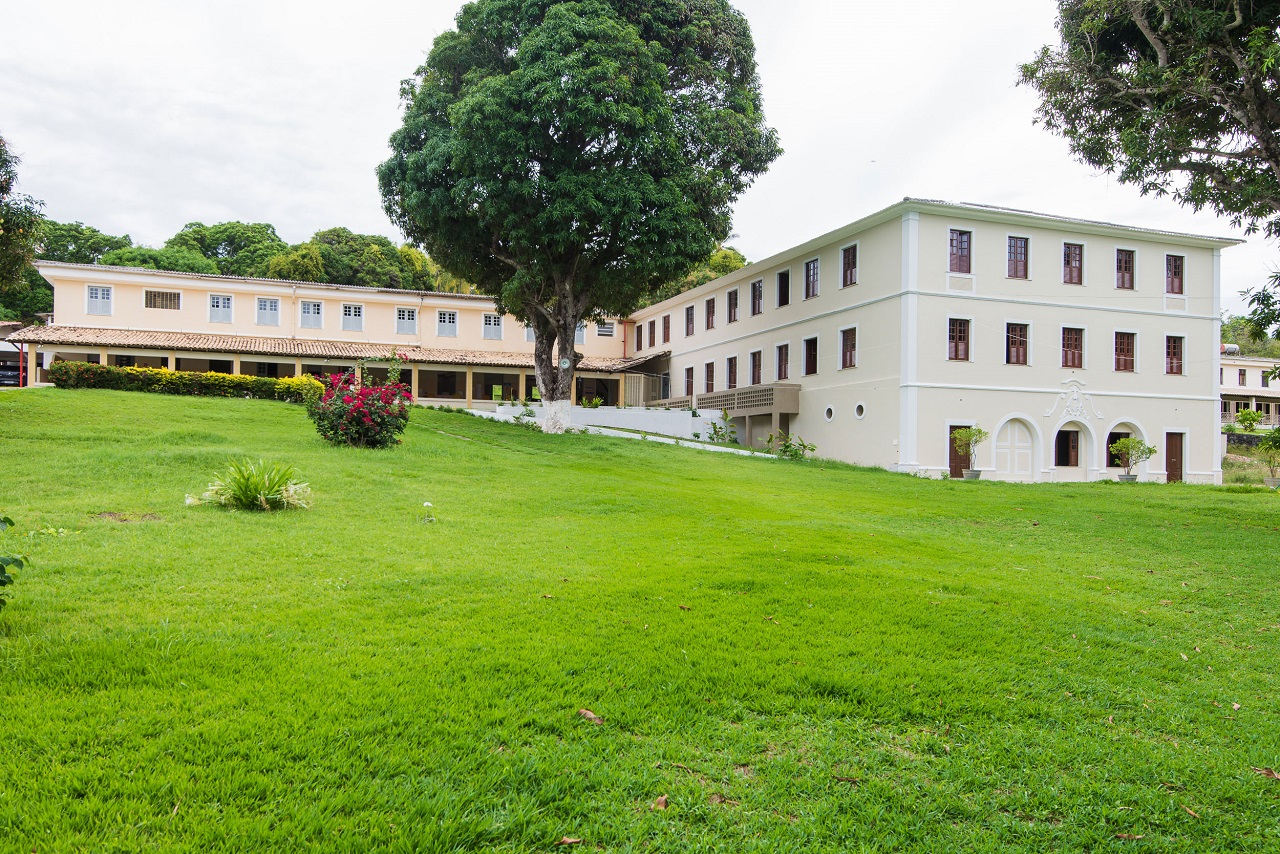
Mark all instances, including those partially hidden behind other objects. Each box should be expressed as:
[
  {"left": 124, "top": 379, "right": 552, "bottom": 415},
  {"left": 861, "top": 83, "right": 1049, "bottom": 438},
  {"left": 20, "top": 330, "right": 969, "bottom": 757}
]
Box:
[{"left": 1, "top": 388, "right": 1278, "bottom": 852}]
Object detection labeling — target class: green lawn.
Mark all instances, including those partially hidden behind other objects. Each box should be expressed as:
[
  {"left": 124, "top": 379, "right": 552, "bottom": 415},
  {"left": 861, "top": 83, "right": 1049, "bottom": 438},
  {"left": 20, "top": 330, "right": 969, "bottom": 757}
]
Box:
[{"left": 1, "top": 388, "right": 1278, "bottom": 853}]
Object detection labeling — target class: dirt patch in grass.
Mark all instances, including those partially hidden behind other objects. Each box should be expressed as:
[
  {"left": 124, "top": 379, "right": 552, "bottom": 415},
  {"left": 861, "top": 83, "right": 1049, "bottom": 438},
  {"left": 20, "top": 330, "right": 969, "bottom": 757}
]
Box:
[{"left": 93, "top": 512, "right": 161, "bottom": 523}]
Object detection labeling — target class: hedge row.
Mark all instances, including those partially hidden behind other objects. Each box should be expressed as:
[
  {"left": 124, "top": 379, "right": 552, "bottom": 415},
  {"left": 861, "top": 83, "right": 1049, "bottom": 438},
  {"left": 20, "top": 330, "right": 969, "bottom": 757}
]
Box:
[{"left": 48, "top": 361, "right": 325, "bottom": 404}]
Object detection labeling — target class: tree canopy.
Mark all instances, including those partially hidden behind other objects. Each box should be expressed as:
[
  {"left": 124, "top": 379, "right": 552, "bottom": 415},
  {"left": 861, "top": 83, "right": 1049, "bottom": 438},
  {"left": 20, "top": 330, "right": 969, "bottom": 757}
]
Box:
[
  {"left": 100, "top": 246, "right": 221, "bottom": 275},
  {"left": 378, "top": 0, "right": 780, "bottom": 428},
  {"left": 0, "top": 134, "right": 44, "bottom": 316},
  {"left": 643, "top": 245, "right": 748, "bottom": 307},
  {"left": 164, "top": 221, "right": 288, "bottom": 278},
  {"left": 40, "top": 220, "right": 132, "bottom": 265}
]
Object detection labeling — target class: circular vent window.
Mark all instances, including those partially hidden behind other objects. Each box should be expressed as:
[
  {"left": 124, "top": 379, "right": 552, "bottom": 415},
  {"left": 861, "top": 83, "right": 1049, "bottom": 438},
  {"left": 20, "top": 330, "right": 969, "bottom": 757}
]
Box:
[
  {"left": 855, "top": 403, "right": 866, "bottom": 419},
  {"left": 824, "top": 407, "right": 835, "bottom": 422}
]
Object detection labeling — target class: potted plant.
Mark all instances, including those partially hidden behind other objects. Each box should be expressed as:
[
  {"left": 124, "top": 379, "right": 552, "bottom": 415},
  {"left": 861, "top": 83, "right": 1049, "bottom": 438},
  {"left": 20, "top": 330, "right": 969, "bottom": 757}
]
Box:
[
  {"left": 951, "top": 426, "right": 989, "bottom": 480},
  {"left": 1258, "top": 427, "right": 1280, "bottom": 489},
  {"left": 1108, "top": 436, "right": 1157, "bottom": 482}
]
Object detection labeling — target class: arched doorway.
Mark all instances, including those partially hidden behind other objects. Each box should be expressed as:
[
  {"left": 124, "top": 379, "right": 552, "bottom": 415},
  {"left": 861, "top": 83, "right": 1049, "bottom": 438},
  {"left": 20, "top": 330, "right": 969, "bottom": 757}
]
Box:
[
  {"left": 1052, "top": 420, "right": 1095, "bottom": 482},
  {"left": 994, "top": 418, "right": 1035, "bottom": 481}
]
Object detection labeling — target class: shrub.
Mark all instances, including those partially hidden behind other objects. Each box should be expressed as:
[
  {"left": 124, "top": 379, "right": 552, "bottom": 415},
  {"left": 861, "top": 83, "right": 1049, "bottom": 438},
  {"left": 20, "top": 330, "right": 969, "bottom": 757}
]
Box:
[
  {"left": 0, "top": 514, "right": 30, "bottom": 613},
  {"left": 765, "top": 432, "right": 817, "bottom": 461},
  {"left": 191, "top": 459, "right": 311, "bottom": 512},
  {"left": 708, "top": 408, "right": 738, "bottom": 444},
  {"left": 309, "top": 373, "right": 412, "bottom": 448},
  {"left": 48, "top": 361, "right": 325, "bottom": 404},
  {"left": 1237, "top": 408, "right": 1265, "bottom": 433},
  {"left": 582, "top": 396, "right": 604, "bottom": 409},
  {"left": 1258, "top": 428, "right": 1280, "bottom": 479}
]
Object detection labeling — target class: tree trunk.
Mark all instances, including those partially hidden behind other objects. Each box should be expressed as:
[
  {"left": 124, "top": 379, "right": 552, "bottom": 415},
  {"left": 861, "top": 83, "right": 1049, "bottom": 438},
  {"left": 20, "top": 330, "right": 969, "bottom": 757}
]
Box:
[{"left": 531, "top": 300, "right": 582, "bottom": 434}]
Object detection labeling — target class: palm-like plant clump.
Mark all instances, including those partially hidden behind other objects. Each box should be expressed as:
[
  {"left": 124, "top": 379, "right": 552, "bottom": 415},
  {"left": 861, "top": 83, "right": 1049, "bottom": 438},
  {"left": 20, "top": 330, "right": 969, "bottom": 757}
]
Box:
[{"left": 192, "top": 459, "right": 311, "bottom": 512}]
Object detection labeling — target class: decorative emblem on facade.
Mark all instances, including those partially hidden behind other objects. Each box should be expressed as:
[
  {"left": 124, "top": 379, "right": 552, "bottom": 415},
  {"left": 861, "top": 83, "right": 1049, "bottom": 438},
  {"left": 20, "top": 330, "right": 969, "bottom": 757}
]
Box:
[{"left": 1044, "top": 380, "right": 1103, "bottom": 421}]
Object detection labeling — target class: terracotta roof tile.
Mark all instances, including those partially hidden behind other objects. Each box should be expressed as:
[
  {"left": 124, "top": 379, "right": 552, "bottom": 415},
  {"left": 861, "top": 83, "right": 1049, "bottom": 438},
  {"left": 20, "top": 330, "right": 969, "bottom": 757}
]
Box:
[{"left": 6, "top": 325, "right": 657, "bottom": 373}]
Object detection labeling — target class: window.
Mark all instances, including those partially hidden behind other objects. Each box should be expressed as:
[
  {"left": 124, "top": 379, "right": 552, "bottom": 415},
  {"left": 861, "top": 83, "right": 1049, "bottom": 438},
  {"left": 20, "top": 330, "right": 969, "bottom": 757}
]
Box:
[
  {"left": 750, "top": 350, "right": 762, "bottom": 385},
  {"left": 776, "top": 343, "right": 790, "bottom": 381},
  {"left": 483, "top": 314, "right": 503, "bottom": 340},
  {"left": 1055, "top": 430, "right": 1080, "bottom": 467},
  {"left": 343, "top": 304, "right": 364, "bottom": 332},
  {"left": 949, "top": 229, "right": 971, "bottom": 274},
  {"left": 437, "top": 310, "right": 457, "bottom": 337},
  {"left": 1116, "top": 249, "right": 1135, "bottom": 289},
  {"left": 299, "top": 300, "right": 321, "bottom": 328},
  {"left": 256, "top": 297, "right": 280, "bottom": 326},
  {"left": 804, "top": 259, "right": 820, "bottom": 299},
  {"left": 210, "top": 294, "right": 234, "bottom": 324},
  {"left": 685, "top": 305, "right": 695, "bottom": 336},
  {"left": 750, "top": 279, "right": 763, "bottom": 315},
  {"left": 396, "top": 307, "right": 418, "bottom": 335},
  {"left": 704, "top": 362, "right": 715, "bottom": 393},
  {"left": 662, "top": 315, "right": 670, "bottom": 343},
  {"left": 684, "top": 366, "right": 694, "bottom": 397},
  {"left": 803, "top": 336, "right": 818, "bottom": 376},
  {"left": 1115, "top": 331, "right": 1136, "bottom": 372},
  {"left": 1239, "top": 369, "right": 1248, "bottom": 386},
  {"left": 1008, "top": 237, "right": 1028, "bottom": 279},
  {"left": 728, "top": 289, "right": 739, "bottom": 323},
  {"left": 525, "top": 325, "right": 536, "bottom": 342},
  {"left": 87, "top": 285, "right": 113, "bottom": 315},
  {"left": 596, "top": 321, "right": 615, "bottom": 337},
  {"left": 635, "top": 323, "right": 643, "bottom": 350},
  {"left": 705, "top": 297, "right": 716, "bottom": 330},
  {"left": 841, "top": 328, "right": 857, "bottom": 369},
  {"left": 842, "top": 245, "right": 858, "bottom": 287},
  {"left": 575, "top": 322, "right": 586, "bottom": 345},
  {"left": 1264, "top": 374, "right": 1271, "bottom": 389},
  {"left": 255, "top": 361, "right": 279, "bottom": 379},
  {"left": 145, "top": 290, "right": 181, "bottom": 310},
  {"left": 1006, "top": 323, "right": 1029, "bottom": 365},
  {"left": 948, "top": 318, "right": 970, "bottom": 361},
  {"left": 648, "top": 319, "right": 656, "bottom": 348},
  {"left": 1166, "top": 255, "right": 1184, "bottom": 294},
  {"left": 1106, "top": 431, "right": 1131, "bottom": 468},
  {"left": 726, "top": 356, "right": 738, "bottom": 389},
  {"left": 777, "top": 270, "right": 791, "bottom": 306},
  {"left": 1063, "top": 243, "right": 1083, "bottom": 284},
  {"left": 1062, "top": 327, "right": 1084, "bottom": 369},
  {"left": 1165, "top": 335, "right": 1184, "bottom": 375}
]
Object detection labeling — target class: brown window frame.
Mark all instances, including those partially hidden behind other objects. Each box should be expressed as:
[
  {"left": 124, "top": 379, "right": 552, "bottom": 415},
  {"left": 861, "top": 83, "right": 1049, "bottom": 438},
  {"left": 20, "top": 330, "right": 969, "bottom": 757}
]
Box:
[
  {"left": 1008, "top": 236, "right": 1028, "bottom": 279},
  {"left": 685, "top": 305, "right": 695, "bottom": 337},
  {"left": 804, "top": 259, "right": 820, "bottom": 300},
  {"left": 635, "top": 324, "right": 643, "bottom": 351},
  {"left": 1165, "top": 335, "right": 1184, "bottom": 375},
  {"left": 750, "top": 279, "right": 763, "bottom": 315},
  {"left": 684, "top": 366, "right": 694, "bottom": 397},
  {"left": 647, "top": 319, "right": 656, "bottom": 349},
  {"left": 1239, "top": 369, "right": 1247, "bottom": 386},
  {"left": 749, "top": 350, "right": 762, "bottom": 385},
  {"left": 704, "top": 361, "right": 715, "bottom": 393},
  {"left": 842, "top": 245, "right": 858, "bottom": 287},
  {"left": 1005, "top": 323, "right": 1029, "bottom": 366},
  {"left": 841, "top": 327, "right": 858, "bottom": 369},
  {"left": 1061, "top": 327, "right": 1084, "bottom": 369},
  {"left": 1055, "top": 430, "right": 1080, "bottom": 467},
  {"left": 803, "top": 336, "right": 819, "bottom": 376},
  {"left": 1115, "top": 331, "right": 1136, "bottom": 372},
  {"left": 1166, "top": 254, "right": 1184, "bottom": 294},
  {"left": 705, "top": 297, "right": 716, "bottom": 330},
  {"left": 726, "top": 356, "right": 738, "bottom": 389},
  {"left": 1116, "top": 249, "right": 1135, "bottom": 290},
  {"left": 662, "top": 314, "right": 670, "bottom": 344},
  {"left": 1063, "top": 243, "right": 1083, "bottom": 285},
  {"left": 777, "top": 270, "right": 791, "bottom": 307},
  {"left": 948, "top": 318, "right": 970, "bottom": 361},
  {"left": 949, "top": 229, "right": 971, "bottom": 274},
  {"left": 727, "top": 289, "right": 739, "bottom": 323},
  {"left": 776, "top": 343, "right": 789, "bottom": 381}
]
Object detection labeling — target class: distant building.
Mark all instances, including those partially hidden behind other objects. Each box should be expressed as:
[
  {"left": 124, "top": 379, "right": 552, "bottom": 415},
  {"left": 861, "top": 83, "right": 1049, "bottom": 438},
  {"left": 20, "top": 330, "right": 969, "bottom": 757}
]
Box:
[
  {"left": 1220, "top": 351, "right": 1280, "bottom": 427},
  {"left": 9, "top": 198, "right": 1243, "bottom": 483}
]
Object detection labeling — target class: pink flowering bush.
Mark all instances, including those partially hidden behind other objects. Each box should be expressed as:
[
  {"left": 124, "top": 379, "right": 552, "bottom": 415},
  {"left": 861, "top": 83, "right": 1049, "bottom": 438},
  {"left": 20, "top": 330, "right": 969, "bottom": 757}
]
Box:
[{"left": 309, "top": 373, "right": 412, "bottom": 448}]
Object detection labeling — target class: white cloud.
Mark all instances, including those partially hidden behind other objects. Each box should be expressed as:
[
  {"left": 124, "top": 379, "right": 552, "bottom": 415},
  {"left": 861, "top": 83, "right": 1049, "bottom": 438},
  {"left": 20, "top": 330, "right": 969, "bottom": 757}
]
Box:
[{"left": 1, "top": 0, "right": 1271, "bottom": 310}]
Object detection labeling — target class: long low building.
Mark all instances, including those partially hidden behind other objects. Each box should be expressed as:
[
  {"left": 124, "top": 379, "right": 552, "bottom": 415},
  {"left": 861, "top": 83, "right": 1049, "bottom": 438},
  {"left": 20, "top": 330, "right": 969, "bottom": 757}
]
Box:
[
  {"left": 1221, "top": 352, "right": 1280, "bottom": 427},
  {"left": 7, "top": 198, "right": 1243, "bottom": 483}
]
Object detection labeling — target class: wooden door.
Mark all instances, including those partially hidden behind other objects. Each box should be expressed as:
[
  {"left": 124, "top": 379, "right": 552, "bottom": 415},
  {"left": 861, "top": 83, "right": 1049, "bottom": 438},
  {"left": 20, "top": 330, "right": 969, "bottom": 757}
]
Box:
[
  {"left": 949, "top": 426, "right": 969, "bottom": 478},
  {"left": 1166, "top": 432, "right": 1184, "bottom": 483}
]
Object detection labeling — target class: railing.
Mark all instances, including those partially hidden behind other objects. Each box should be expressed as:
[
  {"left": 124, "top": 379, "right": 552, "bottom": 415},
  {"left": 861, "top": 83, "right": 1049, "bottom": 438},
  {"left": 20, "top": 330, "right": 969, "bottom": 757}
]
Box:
[
  {"left": 1222, "top": 413, "right": 1280, "bottom": 426},
  {"left": 651, "top": 383, "right": 800, "bottom": 416}
]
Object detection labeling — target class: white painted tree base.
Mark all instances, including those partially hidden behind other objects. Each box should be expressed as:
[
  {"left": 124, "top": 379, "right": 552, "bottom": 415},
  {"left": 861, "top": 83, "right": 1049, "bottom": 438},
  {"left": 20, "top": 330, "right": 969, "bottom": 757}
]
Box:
[{"left": 542, "top": 399, "right": 572, "bottom": 434}]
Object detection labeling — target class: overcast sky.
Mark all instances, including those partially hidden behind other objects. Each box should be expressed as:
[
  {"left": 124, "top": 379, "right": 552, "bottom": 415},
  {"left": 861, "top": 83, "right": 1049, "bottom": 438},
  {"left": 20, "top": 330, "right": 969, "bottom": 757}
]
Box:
[{"left": 1, "top": 0, "right": 1271, "bottom": 313}]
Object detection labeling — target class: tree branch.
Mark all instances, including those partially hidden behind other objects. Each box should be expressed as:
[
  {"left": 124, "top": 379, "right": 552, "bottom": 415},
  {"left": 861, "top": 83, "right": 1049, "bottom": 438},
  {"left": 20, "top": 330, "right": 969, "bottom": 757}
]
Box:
[{"left": 1128, "top": 1, "right": 1169, "bottom": 67}]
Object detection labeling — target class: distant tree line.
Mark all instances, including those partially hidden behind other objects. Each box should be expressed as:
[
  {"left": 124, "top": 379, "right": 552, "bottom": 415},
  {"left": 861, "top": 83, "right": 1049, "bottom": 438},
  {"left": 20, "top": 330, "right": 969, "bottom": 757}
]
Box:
[{"left": 1, "top": 213, "right": 745, "bottom": 323}]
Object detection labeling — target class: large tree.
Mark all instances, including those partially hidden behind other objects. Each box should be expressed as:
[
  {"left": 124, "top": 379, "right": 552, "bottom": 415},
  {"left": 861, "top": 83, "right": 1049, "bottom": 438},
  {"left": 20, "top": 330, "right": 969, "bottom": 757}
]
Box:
[
  {"left": 1021, "top": 1, "right": 1280, "bottom": 349},
  {"left": 164, "top": 221, "right": 288, "bottom": 278},
  {"left": 378, "top": 0, "right": 780, "bottom": 431},
  {"left": 0, "top": 134, "right": 44, "bottom": 318}
]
